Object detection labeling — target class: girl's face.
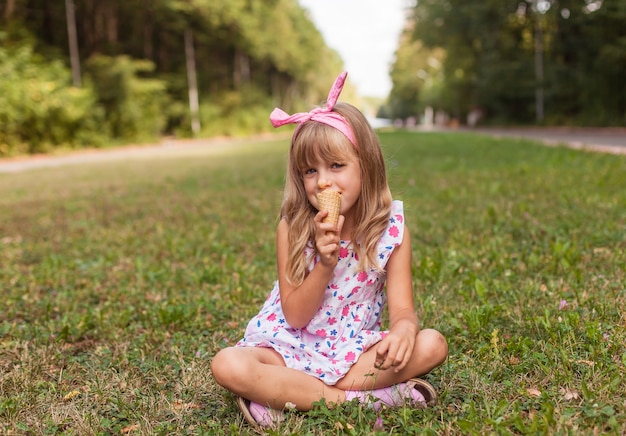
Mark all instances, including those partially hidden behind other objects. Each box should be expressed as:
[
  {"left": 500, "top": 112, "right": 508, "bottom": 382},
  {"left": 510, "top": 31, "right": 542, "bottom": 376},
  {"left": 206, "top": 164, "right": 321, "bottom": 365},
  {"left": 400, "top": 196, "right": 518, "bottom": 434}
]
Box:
[{"left": 302, "top": 149, "right": 361, "bottom": 223}]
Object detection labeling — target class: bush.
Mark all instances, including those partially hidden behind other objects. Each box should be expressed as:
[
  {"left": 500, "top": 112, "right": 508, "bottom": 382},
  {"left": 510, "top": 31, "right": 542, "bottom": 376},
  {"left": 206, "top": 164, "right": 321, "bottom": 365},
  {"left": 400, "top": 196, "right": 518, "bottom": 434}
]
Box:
[
  {"left": 0, "top": 33, "right": 107, "bottom": 155},
  {"left": 197, "top": 86, "right": 273, "bottom": 138},
  {"left": 85, "top": 55, "right": 169, "bottom": 144}
]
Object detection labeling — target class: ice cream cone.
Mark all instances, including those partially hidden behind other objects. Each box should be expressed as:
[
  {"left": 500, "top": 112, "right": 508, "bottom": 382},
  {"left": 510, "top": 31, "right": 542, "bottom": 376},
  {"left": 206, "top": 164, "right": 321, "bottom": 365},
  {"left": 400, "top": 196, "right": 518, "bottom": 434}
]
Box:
[{"left": 317, "top": 190, "right": 342, "bottom": 226}]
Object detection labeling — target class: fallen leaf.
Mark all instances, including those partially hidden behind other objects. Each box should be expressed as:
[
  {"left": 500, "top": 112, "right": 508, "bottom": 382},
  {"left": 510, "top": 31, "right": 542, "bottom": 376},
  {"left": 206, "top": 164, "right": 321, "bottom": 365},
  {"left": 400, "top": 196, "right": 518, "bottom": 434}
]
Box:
[
  {"left": 527, "top": 388, "right": 542, "bottom": 398},
  {"left": 63, "top": 390, "right": 80, "bottom": 401},
  {"left": 561, "top": 388, "right": 580, "bottom": 401},
  {"left": 576, "top": 359, "right": 595, "bottom": 367},
  {"left": 172, "top": 399, "right": 200, "bottom": 411},
  {"left": 509, "top": 356, "right": 520, "bottom": 365},
  {"left": 121, "top": 424, "right": 140, "bottom": 434}
]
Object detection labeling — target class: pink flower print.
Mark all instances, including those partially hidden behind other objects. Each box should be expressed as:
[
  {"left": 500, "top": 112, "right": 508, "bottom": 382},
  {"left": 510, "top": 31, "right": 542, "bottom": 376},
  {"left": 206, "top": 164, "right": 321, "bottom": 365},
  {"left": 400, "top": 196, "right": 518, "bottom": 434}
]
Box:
[
  {"left": 316, "top": 329, "right": 327, "bottom": 338},
  {"left": 316, "top": 368, "right": 324, "bottom": 375},
  {"left": 339, "top": 247, "right": 349, "bottom": 258},
  {"left": 395, "top": 214, "right": 403, "bottom": 223},
  {"left": 357, "top": 271, "right": 368, "bottom": 283},
  {"left": 388, "top": 225, "right": 399, "bottom": 238},
  {"left": 267, "top": 313, "right": 277, "bottom": 322},
  {"left": 342, "top": 306, "right": 350, "bottom": 317},
  {"left": 351, "top": 286, "right": 361, "bottom": 295},
  {"left": 345, "top": 351, "right": 356, "bottom": 362},
  {"left": 328, "top": 317, "right": 337, "bottom": 325},
  {"left": 353, "top": 314, "right": 361, "bottom": 322}
]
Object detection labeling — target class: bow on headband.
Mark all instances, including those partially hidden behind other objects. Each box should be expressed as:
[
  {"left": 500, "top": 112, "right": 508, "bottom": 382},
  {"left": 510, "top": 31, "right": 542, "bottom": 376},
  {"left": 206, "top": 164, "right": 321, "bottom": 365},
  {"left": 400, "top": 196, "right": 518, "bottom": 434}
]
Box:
[{"left": 269, "top": 71, "right": 357, "bottom": 146}]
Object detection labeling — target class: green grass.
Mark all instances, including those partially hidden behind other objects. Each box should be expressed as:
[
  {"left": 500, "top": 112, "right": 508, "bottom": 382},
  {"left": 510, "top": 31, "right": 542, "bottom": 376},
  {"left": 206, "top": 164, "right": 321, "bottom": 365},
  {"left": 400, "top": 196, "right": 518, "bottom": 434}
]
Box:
[{"left": 1, "top": 131, "right": 625, "bottom": 435}]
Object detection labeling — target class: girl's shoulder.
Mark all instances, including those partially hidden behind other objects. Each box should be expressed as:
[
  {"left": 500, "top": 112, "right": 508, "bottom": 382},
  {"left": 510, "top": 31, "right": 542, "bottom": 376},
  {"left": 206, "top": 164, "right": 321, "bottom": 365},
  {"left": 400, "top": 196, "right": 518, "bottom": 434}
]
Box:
[
  {"left": 390, "top": 199, "right": 403, "bottom": 216},
  {"left": 389, "top": 200, "right": 404, "bottom": 226},
  {"left": 381, "top": 200, "right": 405, "bottom": 247}
]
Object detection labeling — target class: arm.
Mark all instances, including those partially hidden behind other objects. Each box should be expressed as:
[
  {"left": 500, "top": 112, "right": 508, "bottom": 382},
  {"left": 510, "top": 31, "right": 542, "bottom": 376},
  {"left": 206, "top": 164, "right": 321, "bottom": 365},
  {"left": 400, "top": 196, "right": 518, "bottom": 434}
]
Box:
[
  {"left": 276, "top": 212, "right": 345, "bottom": 329},
  {"left": 374, "top": 224, "right": 420, "bottom": 372}
]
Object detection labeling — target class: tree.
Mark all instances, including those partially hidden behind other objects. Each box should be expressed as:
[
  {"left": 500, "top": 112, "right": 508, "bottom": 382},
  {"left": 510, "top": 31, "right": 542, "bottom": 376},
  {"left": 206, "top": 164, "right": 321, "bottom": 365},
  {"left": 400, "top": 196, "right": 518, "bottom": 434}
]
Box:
[
  {"left": 0, "top": 0, "right": 347, "bottom": 151},
  {"left": 397, "top": 0, "right": 626, "bottom": 126}
]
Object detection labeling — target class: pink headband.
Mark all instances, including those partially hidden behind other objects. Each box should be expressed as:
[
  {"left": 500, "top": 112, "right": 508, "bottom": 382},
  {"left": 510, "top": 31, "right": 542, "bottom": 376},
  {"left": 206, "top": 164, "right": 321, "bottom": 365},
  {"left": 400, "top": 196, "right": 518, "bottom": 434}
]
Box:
[{"left": 269, "top": 71, "right": 357, "bottom": 147}]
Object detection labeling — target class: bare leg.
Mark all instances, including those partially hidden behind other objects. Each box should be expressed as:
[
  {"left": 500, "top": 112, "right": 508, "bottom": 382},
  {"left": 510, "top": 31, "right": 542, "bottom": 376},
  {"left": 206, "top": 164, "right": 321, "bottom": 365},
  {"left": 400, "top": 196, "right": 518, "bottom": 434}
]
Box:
[
  {"left": 211, "top": 329, "right": 447, "bottom": 411},
  {"left": 211, "top": 346, "right": 346, "bottom": 411},
  {"left": 335, "top": 328, "right": 448, "bottom": 391}
]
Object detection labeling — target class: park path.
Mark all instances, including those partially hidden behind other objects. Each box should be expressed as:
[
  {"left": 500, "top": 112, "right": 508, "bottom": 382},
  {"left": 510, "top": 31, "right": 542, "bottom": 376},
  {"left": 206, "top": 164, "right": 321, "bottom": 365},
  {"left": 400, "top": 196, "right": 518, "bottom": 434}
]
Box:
[
  {"left": 0, "top": 134, "right": 286, "bottom": 174},
  {"left": 458, "top": 126, "right": 626, "bottom": 155},
  {"left": 0, "top": 127, "right": 624, "bottom": 174}
]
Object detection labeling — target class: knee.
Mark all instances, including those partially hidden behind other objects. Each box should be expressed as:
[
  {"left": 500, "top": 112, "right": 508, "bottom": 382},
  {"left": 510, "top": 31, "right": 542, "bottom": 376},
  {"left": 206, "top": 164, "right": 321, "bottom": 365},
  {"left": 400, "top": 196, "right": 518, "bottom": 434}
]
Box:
[
  {"left": 418, "top": 328, "right": 448, "bottom": 365},
  {"left": 211, "top": 347, "right": 247, "bottom": 389}
]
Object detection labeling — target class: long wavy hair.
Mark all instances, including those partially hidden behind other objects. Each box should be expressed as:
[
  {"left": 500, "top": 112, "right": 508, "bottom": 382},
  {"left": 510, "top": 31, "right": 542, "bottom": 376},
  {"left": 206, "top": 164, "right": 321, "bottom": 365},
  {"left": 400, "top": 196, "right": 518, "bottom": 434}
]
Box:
[{"left": 280, "top": 102, "right": 393, "bottom": 286}]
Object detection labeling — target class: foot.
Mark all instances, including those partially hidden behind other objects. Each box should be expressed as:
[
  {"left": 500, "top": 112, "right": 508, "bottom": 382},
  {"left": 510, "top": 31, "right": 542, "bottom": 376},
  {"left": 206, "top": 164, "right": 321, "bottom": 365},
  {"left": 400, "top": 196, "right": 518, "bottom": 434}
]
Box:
[
  {"left": 345, "top": 378, "right": 437, "bottom": 410},
  {"left": 237, "top": 396, "right": 285, "bottom": 428}
]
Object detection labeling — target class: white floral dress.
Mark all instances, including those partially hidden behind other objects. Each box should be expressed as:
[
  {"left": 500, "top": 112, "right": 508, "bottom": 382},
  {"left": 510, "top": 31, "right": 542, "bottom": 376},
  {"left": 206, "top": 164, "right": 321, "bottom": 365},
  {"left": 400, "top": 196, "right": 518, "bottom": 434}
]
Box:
[{"left": 236, "top": 201, "right": 405, "bottom": 385}]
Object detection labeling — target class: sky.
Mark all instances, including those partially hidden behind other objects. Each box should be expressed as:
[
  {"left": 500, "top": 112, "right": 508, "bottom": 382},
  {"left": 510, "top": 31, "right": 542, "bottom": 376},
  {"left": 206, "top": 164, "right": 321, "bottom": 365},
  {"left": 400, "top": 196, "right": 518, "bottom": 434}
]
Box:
[{"left": 298, "top": 0, "right": 409, "bottom": 99}]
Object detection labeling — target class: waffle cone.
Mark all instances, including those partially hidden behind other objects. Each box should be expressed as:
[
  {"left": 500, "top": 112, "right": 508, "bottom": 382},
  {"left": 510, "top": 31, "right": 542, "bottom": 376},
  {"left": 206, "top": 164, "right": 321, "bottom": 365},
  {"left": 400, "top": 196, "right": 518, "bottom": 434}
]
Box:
[{"left": 317, "top": 190, "right": 342, "bottom": 226}]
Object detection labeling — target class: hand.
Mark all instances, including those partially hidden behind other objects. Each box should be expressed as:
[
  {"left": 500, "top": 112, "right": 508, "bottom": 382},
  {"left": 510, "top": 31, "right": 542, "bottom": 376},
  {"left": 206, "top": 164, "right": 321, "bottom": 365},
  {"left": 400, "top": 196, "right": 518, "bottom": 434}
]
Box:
[
  {"left": 374, "top": 321, "right": 417, "bottom": 373},
  {"left": 313, "top": 211, "right": 344, "bottom": 268}
]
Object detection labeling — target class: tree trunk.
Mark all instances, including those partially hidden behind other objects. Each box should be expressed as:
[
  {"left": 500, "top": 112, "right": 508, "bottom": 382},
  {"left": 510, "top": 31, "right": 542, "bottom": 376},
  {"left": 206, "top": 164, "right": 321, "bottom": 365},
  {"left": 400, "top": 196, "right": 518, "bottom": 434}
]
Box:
[
  {"left": 105, "top": 2, "right": 117, "bottom": 44},
  {"left": 143, "top": 0, "right": 153, "bottom": 60},
  {"left": 185, "top": 29, "right": 201, "bottom": 136},
  {"left": 65, "top": 0, "right": 81, "bottom": 87},
  {"left": 4, "top": 0, "right": 16, "bottom": 20},
  {"left": 534, "top": 18, "right": 544, "bottom": 123}
]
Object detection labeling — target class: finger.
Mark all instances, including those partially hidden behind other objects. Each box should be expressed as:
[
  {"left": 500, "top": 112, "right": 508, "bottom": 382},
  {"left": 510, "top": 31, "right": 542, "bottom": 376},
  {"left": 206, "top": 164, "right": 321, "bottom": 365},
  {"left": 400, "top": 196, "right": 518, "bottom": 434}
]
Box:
[
  {"left": 314, "top": 210, "right": 328, "bottom": 225},
  {"left": 384, "top": 340, "right": 407, "bottom": 368},
  {"left": 392, "top": 348, "right": 410, "bottom": 372},
  {"left": 335, "top": 215, "right": 345, "bottom": 234},
  {"left": 375, "top": 343, "right": 388, "bottom": 369}
]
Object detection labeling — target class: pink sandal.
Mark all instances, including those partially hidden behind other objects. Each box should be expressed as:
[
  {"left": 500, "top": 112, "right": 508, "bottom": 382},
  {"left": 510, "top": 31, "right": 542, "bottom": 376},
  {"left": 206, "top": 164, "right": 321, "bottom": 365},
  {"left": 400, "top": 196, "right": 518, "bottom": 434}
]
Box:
[
  {"left": 346, "top": 378, "right": 438, "bottom": 410},
  {"left": 236, "top": 396, "right": 285, "bottom": 428},
  {"left": 408, "top": 378, "right": 438, "bottom": 406}
]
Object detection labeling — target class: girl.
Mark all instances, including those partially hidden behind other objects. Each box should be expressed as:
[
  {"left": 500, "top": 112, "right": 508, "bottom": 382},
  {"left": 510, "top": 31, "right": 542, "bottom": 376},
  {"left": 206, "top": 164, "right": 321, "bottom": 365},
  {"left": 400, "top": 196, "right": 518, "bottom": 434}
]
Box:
[{"left": 211, "top": 72, "right": 448, "bottom": 428}]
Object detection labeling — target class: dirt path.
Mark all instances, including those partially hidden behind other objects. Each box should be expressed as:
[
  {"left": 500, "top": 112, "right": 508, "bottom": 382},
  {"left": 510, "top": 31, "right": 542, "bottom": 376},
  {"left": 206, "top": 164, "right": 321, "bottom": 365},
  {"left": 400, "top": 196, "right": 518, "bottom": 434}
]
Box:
[
  {"left": 1, "top": 128, "right": 624, "bottom": 174},
  {"left": 0, "top": 134, "right": 287, "bottom": 174},
  {"left": 463, "top": 126, "right": 626, "bottom": 155}
]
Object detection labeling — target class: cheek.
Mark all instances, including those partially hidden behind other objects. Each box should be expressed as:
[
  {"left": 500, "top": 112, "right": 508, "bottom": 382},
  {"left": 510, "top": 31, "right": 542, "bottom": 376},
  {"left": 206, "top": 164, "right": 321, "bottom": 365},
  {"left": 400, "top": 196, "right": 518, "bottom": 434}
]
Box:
[{"left": 303, "top": 178, "right": 316, "bottom": 193}]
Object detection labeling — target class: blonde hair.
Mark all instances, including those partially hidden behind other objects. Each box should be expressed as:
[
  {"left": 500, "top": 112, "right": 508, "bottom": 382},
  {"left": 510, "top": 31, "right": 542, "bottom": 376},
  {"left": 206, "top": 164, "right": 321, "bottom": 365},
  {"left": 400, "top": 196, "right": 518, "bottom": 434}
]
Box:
[{"left": 280, "top": 102, "right": 393, "bottom": 286}]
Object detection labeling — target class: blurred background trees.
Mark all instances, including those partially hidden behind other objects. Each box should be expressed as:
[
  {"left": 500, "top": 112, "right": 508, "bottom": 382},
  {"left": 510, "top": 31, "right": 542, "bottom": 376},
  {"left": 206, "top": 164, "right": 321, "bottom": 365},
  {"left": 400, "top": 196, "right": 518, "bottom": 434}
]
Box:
[
  {"left": 385, "top": 0, "right": 626, "bottom": 127},
  {"left": 1, "top": 0, "right": 624, "bottom": 155},
  {"left": 0, "top": 0, "right": 343, "bottom": 155}
]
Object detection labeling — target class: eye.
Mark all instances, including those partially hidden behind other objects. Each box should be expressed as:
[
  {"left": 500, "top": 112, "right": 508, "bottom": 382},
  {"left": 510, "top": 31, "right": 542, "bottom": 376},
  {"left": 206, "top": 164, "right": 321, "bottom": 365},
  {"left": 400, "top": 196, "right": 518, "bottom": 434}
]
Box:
[
  {"left": 331, "top": 162, "right": 344, "bottom": 169},
  {"left": 303, "top": 168, "right": 317, "bottom": 175}
]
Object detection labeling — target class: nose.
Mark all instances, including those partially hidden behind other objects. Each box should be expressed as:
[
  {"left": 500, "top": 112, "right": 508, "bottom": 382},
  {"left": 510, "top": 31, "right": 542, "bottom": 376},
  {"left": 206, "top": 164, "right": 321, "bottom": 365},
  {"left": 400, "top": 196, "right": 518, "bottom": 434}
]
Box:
[{"left": 317, "top": 171, "right": 332, "bottom": 189}]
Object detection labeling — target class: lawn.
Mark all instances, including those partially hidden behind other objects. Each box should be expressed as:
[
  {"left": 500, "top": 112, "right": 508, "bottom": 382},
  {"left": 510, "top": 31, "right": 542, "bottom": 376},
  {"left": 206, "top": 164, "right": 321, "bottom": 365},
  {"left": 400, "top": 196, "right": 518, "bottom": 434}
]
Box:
[{"left": 1, "top": 131, "right": 625, "bottom": 435}]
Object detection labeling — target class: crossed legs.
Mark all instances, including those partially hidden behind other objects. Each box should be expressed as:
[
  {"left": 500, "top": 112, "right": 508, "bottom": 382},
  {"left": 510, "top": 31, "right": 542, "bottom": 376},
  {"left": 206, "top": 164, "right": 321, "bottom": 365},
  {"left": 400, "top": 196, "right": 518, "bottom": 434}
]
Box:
[{"left": 210, "top": 328, "right": 448, "bottom": 411}]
